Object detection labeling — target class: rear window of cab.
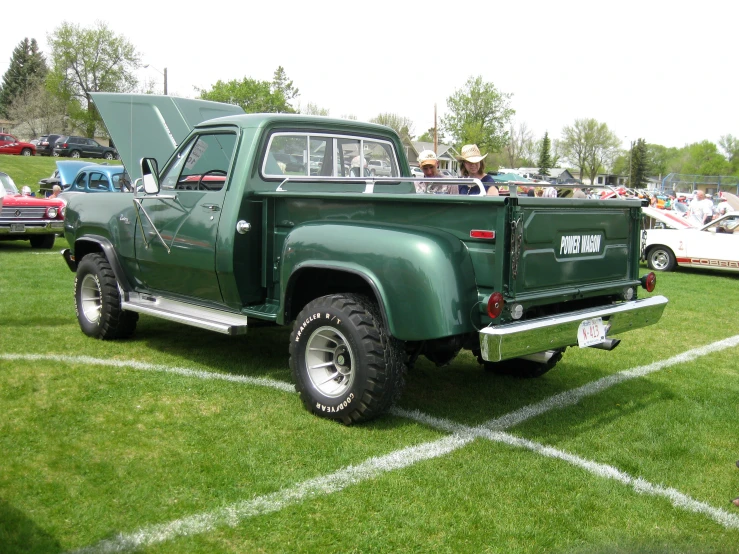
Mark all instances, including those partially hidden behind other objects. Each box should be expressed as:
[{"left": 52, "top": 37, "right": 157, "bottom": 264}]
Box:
[{"left": 263, "top": 132, "right": 400, "bottom": 179}]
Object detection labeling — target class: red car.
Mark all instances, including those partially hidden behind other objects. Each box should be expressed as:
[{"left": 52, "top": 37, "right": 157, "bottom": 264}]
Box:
[
  {"left": 0, "top": 171, "right": 64, "bottom": 248},
  {"left": 0, "top": 133, "right": 36, "bottom": 156}
]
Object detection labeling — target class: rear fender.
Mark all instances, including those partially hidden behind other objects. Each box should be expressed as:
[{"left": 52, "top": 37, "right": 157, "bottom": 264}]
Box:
[{"left": 279, "top": 223, "right": 478, "bottom": 341}]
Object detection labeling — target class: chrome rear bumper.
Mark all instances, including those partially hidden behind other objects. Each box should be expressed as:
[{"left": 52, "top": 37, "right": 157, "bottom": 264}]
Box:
[{"left": 479, "top": 295, "right": 668, "bottom": 362}]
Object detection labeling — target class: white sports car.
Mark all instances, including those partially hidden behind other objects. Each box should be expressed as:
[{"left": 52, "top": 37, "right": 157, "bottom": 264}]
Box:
[{"left": 643, "top": 210, "right": 739, "bottom": 272}]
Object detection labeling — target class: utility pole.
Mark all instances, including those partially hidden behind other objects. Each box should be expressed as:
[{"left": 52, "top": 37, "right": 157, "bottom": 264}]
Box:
[
  {"left": 433, "top": 103, "right": 438, "bottom": 155},
  {"left": 629, "top": 140, "right": 633, "bottom": 186},
  {"left": 163, "top": 67, "right": 168, "bottom": 95}
]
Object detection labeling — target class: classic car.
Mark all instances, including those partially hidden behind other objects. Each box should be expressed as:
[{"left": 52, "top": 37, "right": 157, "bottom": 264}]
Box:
[
  {"left": 61, "top": 163, "right": 130, "bottom": 194},
  {"left": 644, "top": 211, "right": 739, "bottom": 273},
  {"left": 0, "top": 133, "right": 36, "bottom": 156},
  {"left": 38, "top": 161, "right": 97, "bottom": 196},
  {"left": 0, "top": 171, "right": 65, "bottom": 248}
]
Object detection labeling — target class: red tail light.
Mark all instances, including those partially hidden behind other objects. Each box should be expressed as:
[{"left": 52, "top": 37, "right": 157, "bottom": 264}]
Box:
[
  {"left": 487, "top": 292, "right": 505, "bottom": 319},
  {"left": 60, "top": 143, "right": 68, "bottom": 148},
  {"left": 470, "top": 230, "right": 496, "bottom": 239},
  {"left": 641, "top": 272, "right": 656, "bottom": 292}
]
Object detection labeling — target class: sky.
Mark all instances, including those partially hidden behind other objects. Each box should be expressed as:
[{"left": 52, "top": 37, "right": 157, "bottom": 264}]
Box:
[{"left": 2, "top": 0, "right": 736, "bottom": 150}]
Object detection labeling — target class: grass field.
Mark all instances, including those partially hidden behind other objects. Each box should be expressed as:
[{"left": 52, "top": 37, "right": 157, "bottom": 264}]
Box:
[
  {"left": 0, "top": 155, "right": 121, "bottom": 194},
  {"left": 1, "top": 237, "right": 738, "bottom": 553}
]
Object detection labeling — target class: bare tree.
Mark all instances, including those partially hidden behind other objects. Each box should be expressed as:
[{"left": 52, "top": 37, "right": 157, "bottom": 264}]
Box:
[
  {"left": 7, "top": 82, "right": 68, "bottom": 137},
  {"left": 369, "top": 113, "right": 415, "bottom": 139},
  {"left": 719, "top": 134, "right": 739, "bottom": 163},
  {"left": 503, "top": 121, "right": 535, "bottom": 167},
  {"left": 301, "top": 102, "right": 330, "bottom": 116}
]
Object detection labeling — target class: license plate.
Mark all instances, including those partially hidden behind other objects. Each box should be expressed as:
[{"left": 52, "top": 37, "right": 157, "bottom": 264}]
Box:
[
  {"left": 10, "top": 223, "right": 25, "bottom": 233},
  {"left": 577, "top": 317, "right": 606, "bottom": 348}
]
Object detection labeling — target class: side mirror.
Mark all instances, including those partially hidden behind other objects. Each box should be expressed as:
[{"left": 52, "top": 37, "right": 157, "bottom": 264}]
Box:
[{"left": 141, "top": 158, "right": 160, "bottom": 194}]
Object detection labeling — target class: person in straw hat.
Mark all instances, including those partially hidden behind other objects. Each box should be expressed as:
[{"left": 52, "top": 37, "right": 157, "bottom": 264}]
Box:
[
  {"left": 414, "top": 150, "right": 459, "bottom": 194},
  {"left": 456, "top": 144, "right": 498, "bottom": 196}
]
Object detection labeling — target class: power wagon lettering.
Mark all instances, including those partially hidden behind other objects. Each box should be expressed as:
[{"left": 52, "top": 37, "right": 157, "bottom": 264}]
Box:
[{"left": 560, "top": 234, "right": 602, "bottom": 255}]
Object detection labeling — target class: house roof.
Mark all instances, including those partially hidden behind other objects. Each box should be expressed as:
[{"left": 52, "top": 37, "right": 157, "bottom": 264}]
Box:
[
  {"left": 517, "top": 167, "right": 572, "bottom": 178},
  {"left": 408, "top": 141, "right": 459, "bottom": 160}
]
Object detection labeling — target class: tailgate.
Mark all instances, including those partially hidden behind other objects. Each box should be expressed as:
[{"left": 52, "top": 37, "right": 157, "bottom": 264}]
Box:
[{"left": 509, "top": 199, "right": 641, "bottom": 297}]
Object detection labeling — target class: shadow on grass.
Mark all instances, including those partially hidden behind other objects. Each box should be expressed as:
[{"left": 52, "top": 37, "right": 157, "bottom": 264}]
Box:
[
  {"left": 130, "top": 314, "right": 674, "bottom": 428},
  {"left": 0, "top": 498, "right": 62, "bottom": 553}
]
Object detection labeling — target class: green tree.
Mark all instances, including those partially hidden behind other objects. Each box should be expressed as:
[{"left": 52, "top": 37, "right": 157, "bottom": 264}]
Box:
[
  {"left": 628, "top": 138, "right": 649, "bottom": 188},
  {"left": 272, "top": 66, "right": 299, "bottom": 109},
  {"left": 199, "top": 67, "right": 299, "bottom": 114},
  {"left": 561, "top": 118, "right": 620, "bottom": 185},
  {"left": 537, "top": 132, "right": 553, "bottom": 177},
  {"left": 199, "top": 78, "right": 292, "bottom": 113},
  {"left": 675, "top": 141, "right": 731, "bottom": 176},
  {"left": 441, "top": 76, "right": 514, "bottom": 153},
  {"left": 0, "top": 38, "right": 48, "bottom": 118},
  {"left": 47, "top": 21, "right": 140, "bottom": 137}
]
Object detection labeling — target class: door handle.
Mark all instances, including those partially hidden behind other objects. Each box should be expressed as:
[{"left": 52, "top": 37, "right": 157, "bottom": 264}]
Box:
[{"left": 203, "top": 204, "right": 221, "bottom": 211}]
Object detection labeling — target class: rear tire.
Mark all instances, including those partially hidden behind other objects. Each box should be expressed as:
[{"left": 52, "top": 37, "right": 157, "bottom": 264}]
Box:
[
  {"left": 482, "top": 349, "right": 565, "bottom": 378},
  {"left": 75, "top": 253, "right": 138, "bottom": 340},
  {"left": 29, "top": 235, "right": 55, "bottom": 249},
  {"left": 290, "top": 294, "right": 406, "bottom": 424},
  {"left": 647, "top": 246, "right": 676, "bottom": 272}
]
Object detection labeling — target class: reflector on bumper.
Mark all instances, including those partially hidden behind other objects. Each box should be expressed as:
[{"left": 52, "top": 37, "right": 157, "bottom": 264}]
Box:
[{"left": 479, "top": 295, "right": 668, "bottom": 362}]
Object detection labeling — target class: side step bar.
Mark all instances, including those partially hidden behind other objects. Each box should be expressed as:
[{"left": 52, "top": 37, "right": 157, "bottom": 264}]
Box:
[{"left": 122, "top": 292, "right": 248, "bottom": 335}]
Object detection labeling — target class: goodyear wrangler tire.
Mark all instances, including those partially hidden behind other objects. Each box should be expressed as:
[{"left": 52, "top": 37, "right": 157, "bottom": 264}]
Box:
[
  {"left": 75, "top": 253, "right": 138, "bottom": 340},
  {"left": 289, "top": 294, "right": 406, "bottom": 425}
]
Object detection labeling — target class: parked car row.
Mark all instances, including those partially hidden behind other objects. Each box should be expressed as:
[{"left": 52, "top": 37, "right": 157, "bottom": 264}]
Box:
[{"left": 0, "top": 132, "right": 118, "bottom": 159}]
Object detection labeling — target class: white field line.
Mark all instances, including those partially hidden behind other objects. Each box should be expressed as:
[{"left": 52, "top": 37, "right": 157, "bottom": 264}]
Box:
[
  {"left": 392, "top": 409, "right": 739, "bottom": 532},
  {"left": 483, "top": 334, "right": 739, "bottom": 431},
  {"left": 4, "top": 336, "right": 737, "bottom": 551},
  {"left": 0, "top": 353, "right": 295, "bottom": 394},
  {"left": 68, "top": 434, "right": 474, "bottom": 554}
]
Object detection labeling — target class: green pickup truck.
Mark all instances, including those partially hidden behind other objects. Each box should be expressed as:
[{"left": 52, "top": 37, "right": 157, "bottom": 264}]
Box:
[{"left": 62, "top": 93, "right": 667, "bottom": 424}]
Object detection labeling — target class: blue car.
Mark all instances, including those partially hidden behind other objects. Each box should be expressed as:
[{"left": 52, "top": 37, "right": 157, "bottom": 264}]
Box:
[{"left": 57, "top": 162, "right": 131, "bottom": 196}]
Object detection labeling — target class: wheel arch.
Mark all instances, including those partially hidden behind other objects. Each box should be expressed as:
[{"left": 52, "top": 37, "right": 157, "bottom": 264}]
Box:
[
  {"left": 278, "top": 223, "right": 478, "bottom": 341},
  {"left": 69, "top": 235, "right": 134, "bottom": 292}
]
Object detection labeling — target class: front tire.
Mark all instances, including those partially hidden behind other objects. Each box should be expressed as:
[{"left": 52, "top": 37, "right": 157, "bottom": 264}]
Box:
[
  {"left": 647, "top": 246, "right": 676, "bottom": 272},
  {"left": 104, "top": 151, "right": 114, "bottom": 160},
  {"left": 21, "top": 148, "right": 32, "bottom": 156},
  {"left": 75, "top": 253, "right": 138, "bottom": 339},
  {"left": 290, "top": 294, "right": 406, "bottom": 425},
  {"left": 29, "top": 235, "right": 55, "bottom": 249},
  {"left": 70, "top": 150, "right": 81, "bottom": 158}
]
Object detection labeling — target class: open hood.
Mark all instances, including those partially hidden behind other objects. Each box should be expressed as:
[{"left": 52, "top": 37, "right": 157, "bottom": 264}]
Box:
[
  {"left": 642, "top": 206, "right": 697, "bottom": 229},
  {"left": 90, "top": 93, "right": 244, "bottom": 182}
]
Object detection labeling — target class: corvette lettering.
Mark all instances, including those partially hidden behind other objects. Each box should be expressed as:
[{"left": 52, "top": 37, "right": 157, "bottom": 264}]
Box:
[{"left": 560, "top": 234, "right": 602, "bottom": 255}]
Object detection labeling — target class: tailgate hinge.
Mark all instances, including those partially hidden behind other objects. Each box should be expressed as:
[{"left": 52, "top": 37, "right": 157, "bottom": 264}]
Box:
[{"left": 509, "top": 209, "right": 523, "bottom": 279}]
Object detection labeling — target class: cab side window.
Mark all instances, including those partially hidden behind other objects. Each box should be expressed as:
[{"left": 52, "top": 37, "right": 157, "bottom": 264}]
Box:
[
  {"left": 160, "top": 132, "right": 237, "bottom": 192},
  {"left": 263, "top": 133, "right": 399, "bottom": 178}
]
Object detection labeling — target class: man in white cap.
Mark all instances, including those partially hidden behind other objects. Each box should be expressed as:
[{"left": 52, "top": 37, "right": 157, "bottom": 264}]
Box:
[{"left": 415, "top": 150, "right": 458, "bottom": 194}]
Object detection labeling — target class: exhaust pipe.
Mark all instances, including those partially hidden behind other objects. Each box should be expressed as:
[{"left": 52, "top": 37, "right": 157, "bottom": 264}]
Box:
[{"left": 588, "top": 338, "right": 621, "bottom": 351}]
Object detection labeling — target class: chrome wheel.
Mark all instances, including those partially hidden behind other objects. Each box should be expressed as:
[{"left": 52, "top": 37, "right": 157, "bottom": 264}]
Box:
[
  {"left": 305, "top": 326, "right": 354, "bottom": 397},
  {"left": 80, "top": 273, "right": 102, "bottom": 323},
  {"left": 648, "top": 247, "right": 675, "bottom": 271}
]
